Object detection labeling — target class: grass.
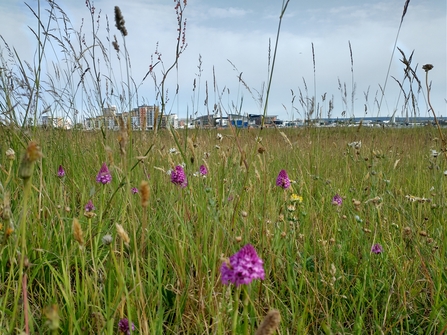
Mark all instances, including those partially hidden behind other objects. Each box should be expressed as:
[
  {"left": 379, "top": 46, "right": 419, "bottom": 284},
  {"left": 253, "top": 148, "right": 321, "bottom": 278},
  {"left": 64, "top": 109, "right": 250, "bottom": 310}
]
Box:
[
  {"left": 0, "top": 127, "right": 446, "bottom": 334},
  {"left": 1, "top": 0, "right": 446, "bottom": 334}
]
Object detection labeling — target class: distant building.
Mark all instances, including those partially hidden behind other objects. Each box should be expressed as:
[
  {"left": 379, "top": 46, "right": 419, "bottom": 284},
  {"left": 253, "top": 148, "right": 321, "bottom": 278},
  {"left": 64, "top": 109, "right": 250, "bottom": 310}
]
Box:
[
  {"left": 191, "top": 113, "right": 279, "bottom": 128},
  {"left": 41, "top": 116, "right": 72, "bottom": 129},
  {"left": 193, "top": 114, "right": 215, "bottom": 128},
  {"left": 248, "top": 114, "right": 277, "bottom": 127},
  {"left": 83, "top": 105, "right": 177, "bottom": 130},
  {"left": 138, "top": 105, "right": 156, "bottom": 130},
  {"left": 102, "top": 105, "right": 117, "bottom": 117}
]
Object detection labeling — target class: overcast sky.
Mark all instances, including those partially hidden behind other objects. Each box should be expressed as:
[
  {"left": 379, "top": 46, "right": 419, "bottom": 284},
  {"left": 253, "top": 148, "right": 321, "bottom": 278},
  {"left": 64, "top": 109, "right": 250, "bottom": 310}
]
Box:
[{"left": 1, "top": 0, "right": 446, "bottom": 121}]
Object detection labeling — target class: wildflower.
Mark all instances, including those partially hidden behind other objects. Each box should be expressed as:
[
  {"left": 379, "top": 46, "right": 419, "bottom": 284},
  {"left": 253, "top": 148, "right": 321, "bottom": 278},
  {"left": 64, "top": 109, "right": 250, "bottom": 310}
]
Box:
[
  {"left": 431, "top": 149, "right": 439, "bottom": 158},
  {"left": 5, "top": 148, "right": 15, "bottom": 160},
  {"left": 199, "top": 164, "right": 208, "bottom": 176},
  {"left": 220, "top": 244, "right": 265, "bottom": 286},
  {"left": 171, "top": 165, "right": 187, "bottom": 188},
  {"left": 96, "top": 163, "right": 112, "bottom": 184},
  {"left": 102, "top": 234, "right": 113, "bottom": 245},
  {"left": 287, "top": 205, "right": 296, "bottom": 212},
  {"left": 276, "top": 170, "right": 290, "bottom": 189},
  {"left": 290, "top": 193, "right": 303, "bottom": 203},
  {"left": 332, "top": 194, "right": 343, "bottom": 206},
  {"left": 371, "top": 243, "right": 383, "bottom": 254},
  {"left": 85, "top": 200, "right": 95, "bottom": 212},
  {"left": 131, "top": 187, "right": 138, "bottom": 194},
  {"left": 57, "top": 165, "right": 65, "bottom": 178},
  {"left": 348, "top": 141, "right": 361, "bottom": 149},
  {"left": 118, "top": 318, "right": 135, "bottom": 335},
  {"left": 216, "top": 133, "right": 223, "bottom": 141},
  {"left": 169, "top": 147, "right": 178, "bottom": 154}
]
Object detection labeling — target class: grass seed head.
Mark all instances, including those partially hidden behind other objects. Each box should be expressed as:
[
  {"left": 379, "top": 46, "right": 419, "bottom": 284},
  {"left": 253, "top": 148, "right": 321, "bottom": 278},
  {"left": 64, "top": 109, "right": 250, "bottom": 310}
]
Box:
[
  {"left": 255, "top": 309, "right": 281, "bottom": 335},
  {"left": 116, "top": 223, "right": 130, "bottom": 245},
  {"left": 44, "top": 305, "right": 60, "bottom": 331},
  {"left": 140, "top": 180, "right": 150, "bottom": 207},
  {"left": 19, "top": 141, "right": 42, "bottom": 180},
  {"left": 422, "top": 64, "right": 433, "bottom": 72},
  {"left": 73, "top": 218, "right": 84, "bottom": 247},
  {"left": 114, "top": 6, "right": 128, "bottom": 36}
]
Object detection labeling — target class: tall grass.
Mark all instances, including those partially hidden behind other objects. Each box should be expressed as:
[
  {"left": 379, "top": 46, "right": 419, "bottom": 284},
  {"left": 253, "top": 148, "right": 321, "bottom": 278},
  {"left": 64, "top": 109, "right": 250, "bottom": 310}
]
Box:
[
  {"left": 1, "top": 127, "right": 446, "bottom": 334},
  {"left": 1, "top": 0, "right": 446, "bottom": 334}
]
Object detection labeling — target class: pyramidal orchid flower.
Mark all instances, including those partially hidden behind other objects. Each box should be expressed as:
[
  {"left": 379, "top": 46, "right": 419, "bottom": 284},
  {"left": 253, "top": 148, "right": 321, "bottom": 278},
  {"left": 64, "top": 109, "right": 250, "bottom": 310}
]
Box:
[
  {"left": 118, "top": 318, "right": 135, "bottom": 335},
  {"left": 199, "top": 164, "right": 208, "bottom": 176},
  {"left": 220, "top": 244, "right": 265, "bottom": 286},
  {"left": 371, "top": 243, "right": 383, "bottom": 254},
  {"left": 332, "top": 194, "right": 343, "bottom": 206},
  {"left": 96, "top": 163, "right": 112, "bottom": 184},
  {"left": 57, "top": 165, "right": 65, "bottom": 178},
  {"left": 171, "top": 165, "right": 187, "bottom": 188},
  {"left": 84, "top": 200, "right": 95, "bottom": 212},
  {"left": 276, "top": 169, "right": 290, "bottom": 189}
]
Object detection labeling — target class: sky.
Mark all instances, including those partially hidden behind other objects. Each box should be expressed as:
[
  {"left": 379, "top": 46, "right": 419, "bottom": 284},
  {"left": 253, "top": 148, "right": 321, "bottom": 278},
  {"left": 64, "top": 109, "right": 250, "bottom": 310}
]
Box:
[{"left": 0, "top": 0, "right": 446, "bottom": 121}]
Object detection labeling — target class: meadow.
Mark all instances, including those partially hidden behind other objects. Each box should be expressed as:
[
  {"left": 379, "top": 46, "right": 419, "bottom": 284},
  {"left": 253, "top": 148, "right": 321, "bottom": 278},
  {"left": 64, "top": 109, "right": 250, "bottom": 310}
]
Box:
[
  {"left": 1, "top": 0, "right": 446, "bottom": 334},
  {"left": 0, "top": 126, "right": 446, "bottom": 334}
]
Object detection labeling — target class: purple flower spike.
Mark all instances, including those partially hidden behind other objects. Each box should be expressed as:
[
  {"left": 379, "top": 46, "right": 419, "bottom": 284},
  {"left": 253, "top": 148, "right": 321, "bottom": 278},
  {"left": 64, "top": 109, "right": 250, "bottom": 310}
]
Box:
[
  {"left": 131, "top": 187, "right": 138, "bottom": 194},
  {"left": 276, "top": 169, "right": 290, "bottom": 189},
  {"left": 96, "top": 163, "right": 112, "bottom": 184},
  {"left": 57, "top": 165, "right": 65, "bottom": 178},
  {"left": 85, "top": 200, "right": 95, "bottom": 212},
  {"left": 118, "top": 318, "right": 135, "bottom": 335},
  {"left": 332, "top": 194, "right": 343, "bottom": 206},
  {"left": 171, "top": 165, "right": 187, "bottom": 188},
  {"left": 220, "top": 244, "right": 265, "bottom": 286},
  {"left": 199, "top": 164, "right": 208, "bottom": 176},
  {"left": 371, "top": 243, "right": 383, "bottom": 254}
]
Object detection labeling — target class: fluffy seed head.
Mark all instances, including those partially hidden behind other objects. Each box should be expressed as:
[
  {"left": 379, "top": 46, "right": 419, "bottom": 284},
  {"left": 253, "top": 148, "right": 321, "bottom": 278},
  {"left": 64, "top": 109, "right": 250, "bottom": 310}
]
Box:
[
  {"left": 255, "top": 309, "right": 281, "bottom": 335},
  {"left": 73, "top": 218, "right": 84, "bottom": 247},
  {"left": 140, "top": 180, "right": 150, "bottom": 207}
]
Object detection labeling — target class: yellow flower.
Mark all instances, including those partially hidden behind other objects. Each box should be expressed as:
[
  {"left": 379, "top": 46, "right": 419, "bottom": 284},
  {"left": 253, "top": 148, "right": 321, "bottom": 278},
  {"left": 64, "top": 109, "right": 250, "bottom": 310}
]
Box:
[{"left": 290, "top": 193, "right": 303, "bottom": 203}]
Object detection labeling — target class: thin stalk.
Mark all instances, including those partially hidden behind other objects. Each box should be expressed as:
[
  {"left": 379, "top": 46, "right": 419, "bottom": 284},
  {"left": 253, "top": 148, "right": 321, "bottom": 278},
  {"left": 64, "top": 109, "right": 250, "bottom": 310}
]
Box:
[
  {"left": 261, "top": 0, "right": 290, "bottom": 129},
  {"left": 423, "top": 64, "right": 447, "bottom": 160},
  {"left": 10, "top": 175, "right": 33, "bottom": 330}
]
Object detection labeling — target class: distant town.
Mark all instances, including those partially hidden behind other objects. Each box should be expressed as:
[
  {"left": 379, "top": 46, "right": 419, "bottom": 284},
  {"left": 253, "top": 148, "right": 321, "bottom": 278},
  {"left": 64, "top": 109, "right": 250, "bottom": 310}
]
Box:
[{"left": 34, "top": 104, "right": 446, "bottom": 130}]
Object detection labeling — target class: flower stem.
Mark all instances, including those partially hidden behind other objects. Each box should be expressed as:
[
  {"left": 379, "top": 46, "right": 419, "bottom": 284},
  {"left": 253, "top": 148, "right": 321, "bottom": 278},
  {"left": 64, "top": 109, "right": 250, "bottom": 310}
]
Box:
[
  {"left": 242, "top": 286, "right": 249, "bottom": 335},
  {"left": 231, "top": 287, "right": 241, "bottom": 334},
  {"left": 10, "top": 175, "right": 32, "bottom": 330}
]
